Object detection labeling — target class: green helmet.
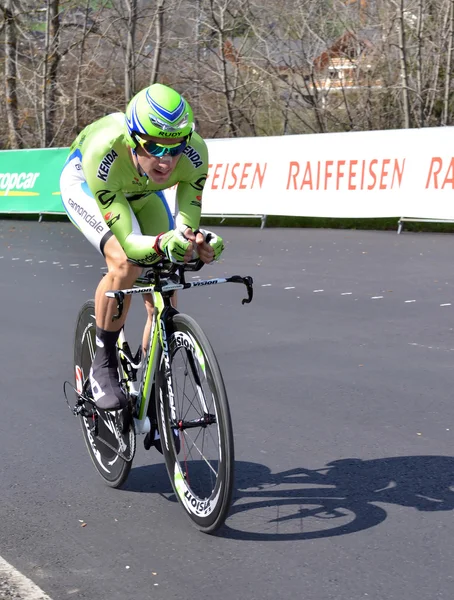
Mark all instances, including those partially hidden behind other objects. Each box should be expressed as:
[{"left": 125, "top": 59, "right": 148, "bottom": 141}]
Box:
[{"left": 125, "top": 83, "right": 194, "bottom": 147}]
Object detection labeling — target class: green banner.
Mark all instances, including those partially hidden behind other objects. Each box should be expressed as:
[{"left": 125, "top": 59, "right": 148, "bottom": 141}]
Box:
[{"left": 0, "top": 147, "right": 68, "bottom": 214}]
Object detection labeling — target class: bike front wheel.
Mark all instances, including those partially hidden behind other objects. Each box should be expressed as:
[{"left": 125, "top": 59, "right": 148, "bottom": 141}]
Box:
[
  {"left": 73, "top": 300, "right": 135, "bottom": 488},
  {"left": 156, "top": 313, "right": 234, "bottom": 533}
]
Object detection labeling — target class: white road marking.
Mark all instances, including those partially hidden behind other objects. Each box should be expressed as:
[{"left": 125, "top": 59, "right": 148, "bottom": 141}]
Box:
[
  {"left": 341, "top": 292, "right": 352, "bottom": 295},
  {"left": 405, "top": 300, "right": 416, "bottom": 303},
  {"left": 313, "top": 289, "right": 324, "bottom": 293},
  {"left": 69, "top": 264, "right": 79, "bottom": 267},
  {"left": 409, "top": 343, "right": 454, "bottom": 352},
  {"left": 371, "top": 296, "right": 384, "bottom": 299},
  {"left": 440, "top": 303, "right": 452, "bottom": 307},
  {"left": 0, "top": 556, "right": 52, "bottom": 599},
  {"left": 285, "top": 286, "right": 295, "bottom": 290},
  {"left": 261, "top": 284, "right": 272, "bottom": 287}
]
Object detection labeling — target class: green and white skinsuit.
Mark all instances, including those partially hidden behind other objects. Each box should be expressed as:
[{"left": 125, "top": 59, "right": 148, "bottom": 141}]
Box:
[{"left": 60, "top": 112, "right": 208, "bottom": 263}]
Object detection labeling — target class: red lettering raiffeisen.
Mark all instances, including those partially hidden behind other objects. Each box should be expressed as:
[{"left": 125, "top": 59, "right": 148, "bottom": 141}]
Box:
[
  {"left": 208, "top": 163, "right": 267, "bottom": 190},
  {"left": 287, "top": 158, "right": 405, "bottom": 191}
]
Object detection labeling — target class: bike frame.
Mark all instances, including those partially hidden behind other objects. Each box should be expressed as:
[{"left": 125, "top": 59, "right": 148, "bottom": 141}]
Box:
[{"left": 106, "top": 266, "right": 253, "bottom": 436}]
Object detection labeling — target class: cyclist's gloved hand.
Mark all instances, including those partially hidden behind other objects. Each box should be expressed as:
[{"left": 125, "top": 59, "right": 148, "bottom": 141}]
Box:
[
  {"left": 156, "top": 228, "right": 192, "bottom": 264},
  {"left": 197, "top": 228, "right": 225, "bottom": 262}
]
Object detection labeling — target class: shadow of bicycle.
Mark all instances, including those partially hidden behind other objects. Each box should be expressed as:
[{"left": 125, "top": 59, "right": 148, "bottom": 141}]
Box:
[
  {"left": 222, "top": 455, "right": 454, "bottom": 541},
  {"left": 122, "top": 455, "right": 454, "bottom": 540}
]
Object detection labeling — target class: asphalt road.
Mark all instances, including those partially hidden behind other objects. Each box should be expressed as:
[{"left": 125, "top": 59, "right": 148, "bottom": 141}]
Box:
[{"left": 1, "top": 221, "right": 454, "bottom": 600}]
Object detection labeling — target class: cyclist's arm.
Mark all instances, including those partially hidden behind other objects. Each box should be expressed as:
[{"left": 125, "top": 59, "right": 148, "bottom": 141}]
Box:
[
  {"left": 94, "top": 189, "right": 162, "bottom": 264},
  {"left": 174, "top": 178, "right": 205, "bottom": 232},
  {"left": 79, "top": 139, "right": 163, "bottom": 264},
  {"left": 174, "top": 136, "right": 209, "bottom": 232}
]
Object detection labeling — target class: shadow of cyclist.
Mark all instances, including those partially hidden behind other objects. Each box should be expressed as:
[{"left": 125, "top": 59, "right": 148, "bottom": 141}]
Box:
[
  {"left": 121, "top": 455, "right": 454, "bottom": 539},
  {"left": 221, "top": 455, "right": 454, "bottom": 541}
]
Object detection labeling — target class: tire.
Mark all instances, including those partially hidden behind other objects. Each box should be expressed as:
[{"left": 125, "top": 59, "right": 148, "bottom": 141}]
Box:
[
  {"left": 73, "top": 300, "right": 135, "bottom": 488},
  {"left": 156, "top": 313, "right": 234, "bottom": 533}
]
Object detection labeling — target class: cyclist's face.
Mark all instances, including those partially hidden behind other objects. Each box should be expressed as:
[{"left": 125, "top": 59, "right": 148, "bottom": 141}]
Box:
[{"left": 135, "top": 136, "right": 184, "bottom": 184}]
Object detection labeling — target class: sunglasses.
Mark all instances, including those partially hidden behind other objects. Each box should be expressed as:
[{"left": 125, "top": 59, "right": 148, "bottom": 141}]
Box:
[{"left": 137, "top": 137, "right": 188, "bottom": 157}]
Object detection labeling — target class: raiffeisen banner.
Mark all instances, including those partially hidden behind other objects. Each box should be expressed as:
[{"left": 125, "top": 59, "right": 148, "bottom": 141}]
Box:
[
  {"left": 0, "top": 148, "right": 68, "bottom": 213},
  {"left": 195, "top": 126, "right": 454, "bottom": 220},
  {"left": 2, "top": 127, "right": 454, "bottom": 220}
]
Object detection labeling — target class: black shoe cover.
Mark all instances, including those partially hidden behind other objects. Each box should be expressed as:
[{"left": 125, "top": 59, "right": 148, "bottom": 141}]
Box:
[{"left": 89, "top": 364, "right": 127, "bottom": 411}]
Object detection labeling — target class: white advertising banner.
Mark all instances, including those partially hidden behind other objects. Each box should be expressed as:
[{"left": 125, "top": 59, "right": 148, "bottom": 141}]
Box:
[{"left": 168, "top": 126, "right": 454, "bottom": 220}]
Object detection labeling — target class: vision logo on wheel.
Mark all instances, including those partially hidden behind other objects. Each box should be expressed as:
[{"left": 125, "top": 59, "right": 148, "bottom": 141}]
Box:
[
  {"left": 174, "top": 464, "right": 220, "bottom": 517},
  {"left": 175, "top": 332, "right": 206, "bottom": 373}
]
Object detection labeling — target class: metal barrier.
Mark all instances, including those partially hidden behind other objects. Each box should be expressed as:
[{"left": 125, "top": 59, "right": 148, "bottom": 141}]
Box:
[
  {"left": 203, "top": 214, "right": 267, "bottom": 229},
  {"left": 397, "top": 217, "right": 454, "bottom": 234}
]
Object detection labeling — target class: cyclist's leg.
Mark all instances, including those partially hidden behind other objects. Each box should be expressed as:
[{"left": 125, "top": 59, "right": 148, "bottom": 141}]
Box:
[
  {"left": 131, "top": 191, "right": 175, "bottom": 353},
  {"left": 61, "top": 156, "right": 141, "bottom": 409},
  {"left": 95, "top": 235, "right": 141, "bottom": 331},
  {"left": 90, "top": 236, "right": 143, "bottom": 410}
]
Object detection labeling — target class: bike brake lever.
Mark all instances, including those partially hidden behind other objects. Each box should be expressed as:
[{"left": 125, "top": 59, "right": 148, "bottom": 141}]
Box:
[
  {"left": 242, "top": 276, "right": 254, "bottom": 305},
  {"left": 227, "top": 275, "right": 254, "bottom": 304}
]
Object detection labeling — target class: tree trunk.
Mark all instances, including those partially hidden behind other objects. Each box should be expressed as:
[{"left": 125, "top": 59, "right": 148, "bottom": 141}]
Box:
[
  {"left": 124, "top": 0, "right": 137, "bottom": 103},
  {"left": 443, "top": 0, "right": 454, "bottom": 125},
  {"left": 73, "top": 0, "right": 91, "bottom": 132},
  {"left": 46, "top": 0, "right": 61, "bottom": 146},
  {"left": 415, "top": 0, "right": 424, "bottom": 126},
  {"left": 4, "top": 0, "right": 21, "bottom": 148},
  {"left": 150, "top": 0, "right": 165, "bottom": 85},
  {"left": 209, "top": 0, "right": 240, "bottom": 137},
  {"left": 396, "top": 0, "right": 411, "bottom": 128}
]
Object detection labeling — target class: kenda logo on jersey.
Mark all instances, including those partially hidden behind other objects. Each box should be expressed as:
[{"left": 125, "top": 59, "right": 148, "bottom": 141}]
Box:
[
  {"left": 0, "top": 172, "right": 40, "bottom": 195},
  {"left": 97, "top": 150, "right": 118, "bottom": 181}
]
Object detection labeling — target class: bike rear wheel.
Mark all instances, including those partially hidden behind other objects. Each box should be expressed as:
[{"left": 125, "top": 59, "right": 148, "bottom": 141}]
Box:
[
  {"left": 156, "top": 313, "right": 234, "bottom": 533},
  {"left": 73, "top": 300, "right": 135, "bottom": 488}
]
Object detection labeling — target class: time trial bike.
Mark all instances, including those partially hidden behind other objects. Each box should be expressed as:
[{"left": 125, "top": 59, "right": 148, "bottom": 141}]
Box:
[{"left": 65, "top": 259, "right": 253, "bottom": 533}]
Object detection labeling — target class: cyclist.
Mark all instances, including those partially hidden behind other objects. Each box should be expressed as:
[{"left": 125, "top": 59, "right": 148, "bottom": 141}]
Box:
[{"left": 60, "top": 83, "right": 224, "bottom": 413}]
